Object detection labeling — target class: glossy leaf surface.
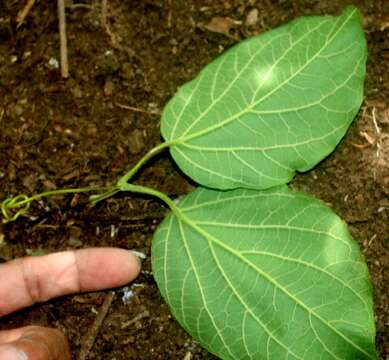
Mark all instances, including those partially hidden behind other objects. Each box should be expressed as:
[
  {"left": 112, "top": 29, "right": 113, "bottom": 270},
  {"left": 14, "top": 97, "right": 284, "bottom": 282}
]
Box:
[
  {"left": 161, "top": 7, "right": 367, "bottom": 190},
  {"left": 152, "top": 186, "right": 376, "bottom": 359}
]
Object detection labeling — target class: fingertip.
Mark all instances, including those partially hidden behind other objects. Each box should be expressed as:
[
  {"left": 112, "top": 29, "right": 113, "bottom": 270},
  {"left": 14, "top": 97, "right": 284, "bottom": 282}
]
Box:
[
  {"left": 75, "top": 248, "right": 142, "bottom": 291},
  {"left": 128, "top": 250, "right": 144, "bottom": 275},
  {"left": 0, "top": 345, "right": 27, "bottom": 360},
  {"left": 18, "top": 326, "right": 71, "bottom": 360}
]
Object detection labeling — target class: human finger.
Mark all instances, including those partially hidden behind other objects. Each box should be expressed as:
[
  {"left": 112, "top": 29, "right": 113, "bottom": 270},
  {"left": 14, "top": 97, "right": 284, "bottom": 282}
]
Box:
[
  {"left": 0, "top": 325, "right": 71, "bottom": 360},
  {"left": 0, "top": 247, "right": 141, "bottom": 316}
]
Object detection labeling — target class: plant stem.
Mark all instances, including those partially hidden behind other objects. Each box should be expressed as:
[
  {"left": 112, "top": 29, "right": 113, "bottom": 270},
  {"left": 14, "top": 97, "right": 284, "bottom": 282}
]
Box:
[
  {"left": 1, "top": 142, "right": 173, "bottom": 222},
  {"left": 89, "top": 188, "right": 120, "bottom": 205},
  {"left": 1, "top": 186, "right": 113, "bottom": 222},
  {"left": 18, "top": 187, "right": 111, "bottom": 205},
  {"left": 117, "top": 142, "right": 171, "bottom": 187},
  {"left": 119, "top": 183, "right": 178, "bottom": 213},
  {"left": 92, "top": 141, "right": 172, "bottom": 204}
]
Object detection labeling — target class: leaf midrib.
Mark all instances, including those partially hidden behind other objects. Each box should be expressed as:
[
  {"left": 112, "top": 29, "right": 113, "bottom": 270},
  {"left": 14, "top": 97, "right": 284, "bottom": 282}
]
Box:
[
  {"left": 238, "top": 250, "right": 370, "bottom": 315},
  {"left": 175, "top": 212, "right": 303, "bottom": 359},
  {"left": 177, "top": 122, "right": 343, "bottom": 152},
  {"left": 176, "top": 217, "right": 236, "bottom": 358},
  {"left": 194, "top": 220, "right": 352, "bottom": 248},
  {"left": 174, "top": 207, "right": 374, "bottom": 359},
  {"left": 169, "top": 8, "right": 357, "bottom": 147}
]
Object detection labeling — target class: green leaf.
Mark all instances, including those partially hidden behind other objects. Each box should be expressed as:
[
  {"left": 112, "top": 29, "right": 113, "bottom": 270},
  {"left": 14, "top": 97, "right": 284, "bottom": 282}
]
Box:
[
  {"left": 161, "top": 7, "right": 367, "bottom": 190},
  {"left": 152, "top": 186, "right": 376, "bottom": 359}
]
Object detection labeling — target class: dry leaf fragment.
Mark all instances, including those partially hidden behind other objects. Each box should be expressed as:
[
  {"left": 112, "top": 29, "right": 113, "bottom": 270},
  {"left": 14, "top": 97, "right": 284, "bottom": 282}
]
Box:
[{"left": 203, "top": 16, "right": 242, "bottom": 40}]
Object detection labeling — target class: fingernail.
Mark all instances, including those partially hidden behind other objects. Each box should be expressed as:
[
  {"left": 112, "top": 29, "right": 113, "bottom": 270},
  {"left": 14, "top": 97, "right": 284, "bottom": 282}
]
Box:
[
  {"left": 0, "top": 346, "right": 28, "bottom": 360},
  {"left": 129, "top": 250, "right": 146, "bottom": 261},
  {"left": 129, "top": 250, "right": 145, "bottom": 270}
]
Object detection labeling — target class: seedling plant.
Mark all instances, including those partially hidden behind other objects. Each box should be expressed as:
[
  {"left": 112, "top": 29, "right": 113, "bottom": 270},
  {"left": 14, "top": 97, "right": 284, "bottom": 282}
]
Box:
[{"left": 1, "top": 6, "right": 377, "bottom": 359}]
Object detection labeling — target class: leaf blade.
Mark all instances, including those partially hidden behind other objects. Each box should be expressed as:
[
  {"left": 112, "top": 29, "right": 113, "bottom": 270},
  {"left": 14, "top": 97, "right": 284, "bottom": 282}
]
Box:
[
  {"left": 161, "top": 6, "right": 367, "bottom": 190},
  {"left": 152, "top": 186, "right": 377, "bottom": 359}
]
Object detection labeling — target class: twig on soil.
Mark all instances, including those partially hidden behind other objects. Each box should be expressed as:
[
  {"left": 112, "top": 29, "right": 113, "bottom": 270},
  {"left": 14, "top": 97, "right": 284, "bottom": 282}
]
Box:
[
  {"left": 100, "top": 5, "right": 137, "bottom": 60},
  {"left": 101, "top": 0, "right": 108, "bottom": 28},
  {"left": 350, "top": 130, "right": 374, "bottom": 149},
  {"left": 103, "top": 24, "right": 136, "bottom": 59},
  {"left": 183, "top": 352, "right": 193, "bottom": 360},
  {"left": 371, "top": 107, "right": 382, "bottom": 181},
  {"left": 69, "top": 4, "right": 92, "bottom": 10},
  {"left": 16, "top": 0, "right": 36, "bottom": 28},
  {"left": 121, "top": 310, "right": 149, "bottom": 329},
  {"left": 363, "top": 234, "right": 377, "bottom": 253},
  {"left": 349, "top": 141, "right": 370, "bottom": 149},
  {"left": 350, "top": 107, "right": 382, "bottom": 152},
  {"left": 78, "top": 291, "right": 115, "bottom": 360},
  {"left": 371, "top": 107, "right": 381, "bottom": 156},
  {"left": 167, "top": 0, "right": 172, "bottom": 28},
  {"left": 115, "top": 102, "right": 160, "bottom": 115},
  {"left": 58, "top": 0, "right": 69, "bottom": 78},
  {"left": 359, "top": 131, "right": 375, "bottom": 145}
]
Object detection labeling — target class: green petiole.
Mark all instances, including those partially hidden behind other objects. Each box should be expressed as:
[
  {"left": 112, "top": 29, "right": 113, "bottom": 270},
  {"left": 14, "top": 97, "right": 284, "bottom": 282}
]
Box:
[
  {"left": 1, "top": 142, "right": 172, "bottom": 222},
  {"left": 1, "top": 187, "right": 112, "bottom": 222}
]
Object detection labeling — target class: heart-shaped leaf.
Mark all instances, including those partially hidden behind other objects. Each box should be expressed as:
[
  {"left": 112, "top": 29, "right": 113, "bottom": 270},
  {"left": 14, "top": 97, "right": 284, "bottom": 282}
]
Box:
[
  {"left": 152, "top": 186, "right": 376, "bottom": 359},
  {"left": 161, "top": 7, "right": 367, "bottom": 190}
]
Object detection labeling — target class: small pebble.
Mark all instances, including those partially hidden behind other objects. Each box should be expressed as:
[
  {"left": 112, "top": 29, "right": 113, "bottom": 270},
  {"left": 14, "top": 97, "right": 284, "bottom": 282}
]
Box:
[
  {"left": 104, "top": 79, "right": 115, "bottom": 96},
  {"left": 48, "top": 57, "right": 59, "bottom": 69},
  {"left": 246, "top": 8, "right": 259, "bottom": 27},
  {"left": 128, "top": 129, "right": 145, "bottom": 155}
]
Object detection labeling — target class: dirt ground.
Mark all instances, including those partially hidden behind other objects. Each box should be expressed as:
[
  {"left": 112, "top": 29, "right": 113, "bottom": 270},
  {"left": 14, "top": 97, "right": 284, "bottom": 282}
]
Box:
[{"left": 0, "top": 1, "right": 388, "bottom": 359}]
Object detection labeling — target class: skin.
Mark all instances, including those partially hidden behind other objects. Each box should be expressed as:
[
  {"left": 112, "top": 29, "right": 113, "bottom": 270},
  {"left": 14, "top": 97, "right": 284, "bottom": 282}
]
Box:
[{"left": 0, "top": 248, "right": 141, "bottom": 360}]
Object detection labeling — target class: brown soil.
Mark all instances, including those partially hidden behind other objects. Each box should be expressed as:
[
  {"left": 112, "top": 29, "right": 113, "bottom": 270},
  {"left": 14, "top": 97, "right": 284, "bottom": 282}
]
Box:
[{"left": 0, "top": 1, "right": 388, "bottom": 359}]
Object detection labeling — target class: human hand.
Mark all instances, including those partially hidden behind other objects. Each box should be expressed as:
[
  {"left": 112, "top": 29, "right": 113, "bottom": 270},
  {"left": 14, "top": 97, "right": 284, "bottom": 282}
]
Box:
[{"left": 0, "top": 248, "right": 141, "bottom": 359}]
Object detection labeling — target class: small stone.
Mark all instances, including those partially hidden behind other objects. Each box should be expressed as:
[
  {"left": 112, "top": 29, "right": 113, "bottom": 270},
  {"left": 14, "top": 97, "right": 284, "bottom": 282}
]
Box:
[
  {"left": 69, "top": 225, "right": 82, "bottom": 239},
  {"left": 147, "top": 102, "right": 160, "bottom": 114},
  {"left": 7, "top": 163, "right": 16, "bottom": 181},
  {"left": 22, "top": 174, "right": 38, "bottom": 192},
  {"left": 246, "top": 8, "right": 259, "bottom": 27},
  {"left": 42, "top": 179, "right": 57, "bottom": 190},
  {"left": 104, "top": 79, "right": 115, "bottom": 96},
  {"left": 48, "top": 57, "right": 59, "bottom": 69},
  {"left": 128, "top": 129, "right": 145, "bottom": 155},
  {"left": 13, "top": 104, "right": 23, "bottom": 116},
  {"left": 67, "top": 232, "right": 83, "bottom": 247},
  {"left": 120, "top": 63, "right": 134, "bottom": 80},
  {"left": 86, "top": 124, "right": 97, "bottom": 136}
]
